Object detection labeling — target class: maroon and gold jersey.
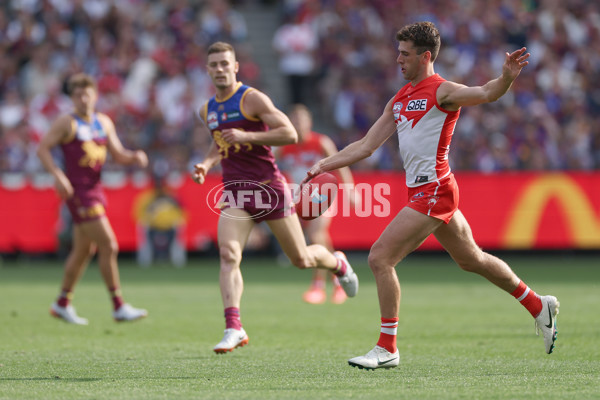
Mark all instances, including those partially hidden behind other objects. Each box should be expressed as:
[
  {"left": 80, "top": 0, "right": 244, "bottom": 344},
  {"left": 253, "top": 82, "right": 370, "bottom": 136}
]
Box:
[
  {"left": 60, "top": 113, "right": 108, "bottom": 188},
  {"left": 202, "top": 82, "right": 285, "bottom": 184}
]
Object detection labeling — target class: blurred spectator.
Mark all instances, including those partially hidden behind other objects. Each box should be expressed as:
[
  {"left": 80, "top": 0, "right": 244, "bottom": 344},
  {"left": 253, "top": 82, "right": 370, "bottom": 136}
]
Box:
[
  {"left": 272, "top": 13, "right": 318, "bottom": 104},
  {"left": 1, "top": 0, "right": 599, "bottom": 174},
  {"left": 133, "top": 175, "right": 187, "bottom": 267},
  {"left": 0, "top": 0, "right": 248, "bottom": 175},
  {"left": 276, "top": 0, "right": 600, "bottom": 172}
]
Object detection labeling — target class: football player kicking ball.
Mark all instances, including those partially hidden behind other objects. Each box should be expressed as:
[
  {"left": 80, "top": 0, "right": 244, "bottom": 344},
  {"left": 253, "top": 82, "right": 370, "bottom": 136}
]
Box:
[
  {"left": 192, "top": 42, "right": 358, "bottom": 353},
  {"left": 38, "top": 73, "right": 148, "bottom": 324},
  {"left": 303, "top": 22, "right": 559, "bottom": 370}
]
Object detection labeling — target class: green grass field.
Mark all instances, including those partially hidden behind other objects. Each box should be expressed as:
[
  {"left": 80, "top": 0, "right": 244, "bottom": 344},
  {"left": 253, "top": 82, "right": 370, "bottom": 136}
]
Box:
[{"left": 0, "top": 252, "right": 598, "bottom": 400}]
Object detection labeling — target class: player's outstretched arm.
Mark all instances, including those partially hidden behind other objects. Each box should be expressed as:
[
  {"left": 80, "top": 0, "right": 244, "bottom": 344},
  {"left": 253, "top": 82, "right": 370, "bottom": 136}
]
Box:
[
  {"left": 438, "top": 47, "right": 530, "bottom": 110},
  {"left": 220, "top": 89, "right": 297, "bottom": 146},
  {"left": 102, "top": 114, "right": 148, "bottom": 167},
  {"left": 319, "top": 134, "right": 355, "bottom": 187},
  {"left": 302, "top": 97, "right": 397, "bottom": 184}
]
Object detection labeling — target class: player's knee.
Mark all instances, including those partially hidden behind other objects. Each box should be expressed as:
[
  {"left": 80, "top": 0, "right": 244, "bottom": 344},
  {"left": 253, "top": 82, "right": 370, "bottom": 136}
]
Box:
[
  {"left": 98, "top": 240, "right": 119, "bottom": 256},
  {"left": 368, "top": 243, "right": 403, "bottom": 274},
  {"left": 219, "top": 243, "right": 242, "bottom": 266},
  {"left": 367, "top": 252, "right": 395, "bottom": 275}
]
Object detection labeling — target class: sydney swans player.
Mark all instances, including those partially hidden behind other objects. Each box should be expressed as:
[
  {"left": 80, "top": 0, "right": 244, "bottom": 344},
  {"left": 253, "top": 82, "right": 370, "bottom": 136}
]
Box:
[{"left": 303, "top": 22, "right": 559, "bottom": 370}]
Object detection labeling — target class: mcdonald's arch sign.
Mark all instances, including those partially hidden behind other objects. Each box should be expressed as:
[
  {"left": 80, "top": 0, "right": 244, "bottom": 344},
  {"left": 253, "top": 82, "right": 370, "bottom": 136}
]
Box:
[
  {"left": 1, "top": 172, "right": 599, "bottom": 253},
  {"left": 501, "top": 173, "right": 600, "bottom": 249}
]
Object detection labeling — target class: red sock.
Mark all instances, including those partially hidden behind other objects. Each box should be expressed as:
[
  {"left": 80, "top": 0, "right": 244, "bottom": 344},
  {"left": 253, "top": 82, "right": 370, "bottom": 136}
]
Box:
[
  {"left": 109, "top": 287, "right": 124, "bottom": 311},
  {"left": 57, "top": 289, "right": 72, "bottom": 307},
  {"left": 376, "top": 317, "right": 398, "bottom": 353},
  {"left": 225, "top": 307, "right": 242, "bottom": 330},
  {"left": 510, "top": 281, "right": 542, "bottom": 317},
  {"left": 333, "top": 257, "right": 347, "bottom": 278}
]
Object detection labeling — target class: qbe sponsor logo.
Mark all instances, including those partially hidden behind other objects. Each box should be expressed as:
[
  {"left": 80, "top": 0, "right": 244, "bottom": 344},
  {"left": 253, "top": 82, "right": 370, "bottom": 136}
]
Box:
[{"left": 406, "top": 99, "right": 427, "bottom": 111}]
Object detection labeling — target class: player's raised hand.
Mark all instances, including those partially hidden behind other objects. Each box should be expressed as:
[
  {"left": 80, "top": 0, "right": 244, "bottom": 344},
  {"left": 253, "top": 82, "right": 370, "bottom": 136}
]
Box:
[
  {"left": 192, "top": 163, "right": 208, "bottom": 184},
  {"left": 503, "top": 47, "right": 530, "bottom": 80}
]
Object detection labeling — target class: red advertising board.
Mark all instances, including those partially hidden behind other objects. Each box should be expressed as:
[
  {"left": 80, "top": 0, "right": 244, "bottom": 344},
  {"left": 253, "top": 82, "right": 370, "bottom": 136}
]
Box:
[{"left": 1, "top": 172, "right": 599, "bottom": 253}]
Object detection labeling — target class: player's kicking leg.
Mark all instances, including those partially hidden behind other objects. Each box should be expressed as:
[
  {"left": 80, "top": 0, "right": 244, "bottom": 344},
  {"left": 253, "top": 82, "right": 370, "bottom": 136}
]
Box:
[
  {"left": 266, "top": 214, "right": 358, "bottom": 297},
  {"left": 434, "top": 210, "right": 559, "bottom": 354}
]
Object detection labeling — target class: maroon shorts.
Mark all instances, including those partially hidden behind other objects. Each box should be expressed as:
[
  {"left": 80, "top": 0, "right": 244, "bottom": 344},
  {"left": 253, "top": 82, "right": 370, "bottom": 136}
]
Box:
[
  {"left": 406, "top": 173, "right": 459, "bottom": 224},
  {"left": 66, "top": 186, "right": 107, "bottom": 224},
  {"left": 219, "top": 178, "right": 295, "bottom": 223}
]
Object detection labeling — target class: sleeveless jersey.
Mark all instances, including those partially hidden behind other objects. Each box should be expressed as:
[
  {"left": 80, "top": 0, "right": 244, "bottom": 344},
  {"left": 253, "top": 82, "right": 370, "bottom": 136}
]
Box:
[
  {"left": 392, "top": 74, "right": 460, "bottom": 188},
  {"left": 202, "top": 82, "right": 284, "bottom": 183},
  {"left": 60, "top": 113, "right": 108, "bottom": 188},
  {"left": 278, "top": 131, "right": 325, "bottom": 184}
]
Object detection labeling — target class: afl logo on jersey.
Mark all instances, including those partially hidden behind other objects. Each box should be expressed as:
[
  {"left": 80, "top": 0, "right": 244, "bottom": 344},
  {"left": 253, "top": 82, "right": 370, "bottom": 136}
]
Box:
[
  {"left": 207, "top": 111, "right": 219, "bottom": 129},
  {"left": 393, "top": 102, "right": 403, "bottom": 120}
]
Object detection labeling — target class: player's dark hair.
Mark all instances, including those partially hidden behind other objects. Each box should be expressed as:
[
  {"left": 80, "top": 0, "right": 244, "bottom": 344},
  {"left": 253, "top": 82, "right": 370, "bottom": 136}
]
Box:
[
  {"left": 207, "top": 42, "right": 236, "bottom": 59},
  {"left": 66, "top": 73, "right": 97, "bottom": 95},
  {"left": 396, "top": 21, "right": 441, "bottom": 62}
]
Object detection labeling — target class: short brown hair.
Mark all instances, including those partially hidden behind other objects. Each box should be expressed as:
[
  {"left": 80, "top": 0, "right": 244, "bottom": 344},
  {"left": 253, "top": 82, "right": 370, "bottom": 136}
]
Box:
[
  {"left": 396, "top": 22, "right": 441, "bottom": 62},
  {"left": 67, "top": 73, "right": 97, "bottom": 95},
  {"left": 207, "top": 41, "right": 236, "bottom": 59}
]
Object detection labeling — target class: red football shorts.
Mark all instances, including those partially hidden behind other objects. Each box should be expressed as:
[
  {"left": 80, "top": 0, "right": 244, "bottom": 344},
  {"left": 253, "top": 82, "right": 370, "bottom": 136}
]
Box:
[{"left": 406, "top": 173, "right": 459, "bottom": 224}]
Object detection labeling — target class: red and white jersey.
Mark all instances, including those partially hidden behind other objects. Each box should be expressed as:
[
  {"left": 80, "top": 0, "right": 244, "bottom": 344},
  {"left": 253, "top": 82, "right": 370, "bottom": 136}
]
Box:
[{"left": 392, "top": 74, "right": 460, "bottom": 188}]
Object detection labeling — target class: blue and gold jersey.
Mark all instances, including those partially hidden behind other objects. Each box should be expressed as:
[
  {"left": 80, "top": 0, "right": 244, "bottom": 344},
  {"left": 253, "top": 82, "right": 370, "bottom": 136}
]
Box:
[
  {"left": 202, "top": 82, "right": 283, "bottom": 183},
  {"left": 60, "top": 113, "right": 108, "bottom": 188}
]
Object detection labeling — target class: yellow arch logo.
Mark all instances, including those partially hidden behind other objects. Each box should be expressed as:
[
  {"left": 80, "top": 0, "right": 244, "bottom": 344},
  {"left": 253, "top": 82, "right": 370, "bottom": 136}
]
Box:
[{"left": 503, "top": 174, "right": 600, "bottom": 248}]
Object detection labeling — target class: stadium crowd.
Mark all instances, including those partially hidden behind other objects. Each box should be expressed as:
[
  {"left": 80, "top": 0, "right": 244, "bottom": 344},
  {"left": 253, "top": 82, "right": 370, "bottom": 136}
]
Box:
[{"left": 1, "top": 0, "right": 599, "bottom": 175}]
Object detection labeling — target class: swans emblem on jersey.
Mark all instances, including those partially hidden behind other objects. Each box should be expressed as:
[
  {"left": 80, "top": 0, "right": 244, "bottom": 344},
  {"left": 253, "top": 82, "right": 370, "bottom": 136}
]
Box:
[
  {"left": 213, "top": 130, "right": 252, "bottom": 159},
  {"left": 207, "top": 111, "right": 219, "bottom": 130},
  {"left": 393, "top": 102, "right": 403, "bottom": 120}
]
